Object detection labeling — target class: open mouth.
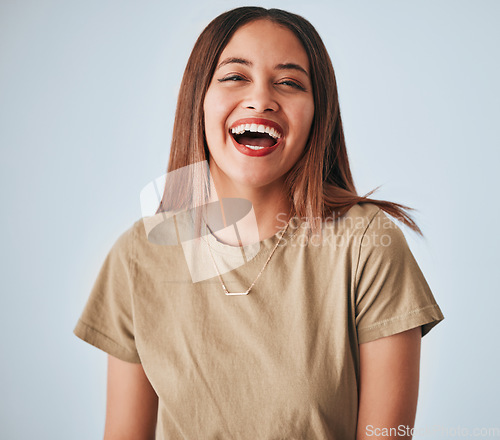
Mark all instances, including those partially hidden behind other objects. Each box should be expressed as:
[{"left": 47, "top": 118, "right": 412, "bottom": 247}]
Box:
[{"left": 230, "top": 123, "right": 282, "bottom": 150}]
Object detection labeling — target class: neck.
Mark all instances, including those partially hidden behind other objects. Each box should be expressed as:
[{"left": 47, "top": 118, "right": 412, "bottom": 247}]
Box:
[{"left": 206, "top": 166, "right": 292, "bottom": 246}]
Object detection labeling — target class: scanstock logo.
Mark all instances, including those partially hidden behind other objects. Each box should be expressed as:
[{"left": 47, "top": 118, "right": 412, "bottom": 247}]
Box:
[{"left": 139, "top": 160, "right": 260, "bottom": 283}]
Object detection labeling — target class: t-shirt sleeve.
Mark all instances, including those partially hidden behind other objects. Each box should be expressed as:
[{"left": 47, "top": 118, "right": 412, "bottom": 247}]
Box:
[
  {"left": 73, "top": 224, "right": 141, "bottom": 363},
  {"left": 354, "top": 208, "right": 444, "bottom": 344}
]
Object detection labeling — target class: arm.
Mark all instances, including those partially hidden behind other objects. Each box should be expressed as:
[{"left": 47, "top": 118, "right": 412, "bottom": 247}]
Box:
[
  {"left": 104, "top": 355, "right": 159, "bottom": 440},
  {"left": 356, "top": 327, "right": 421, "bottom": 440}
]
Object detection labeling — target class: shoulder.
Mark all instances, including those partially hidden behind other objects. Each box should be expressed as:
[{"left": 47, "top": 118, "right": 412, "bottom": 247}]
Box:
[
  {"left": 118, "top": 212, "right": 191, "bottom": 271},
  {"left": 344, "top": 204, "right": 417, "bottom": 277},
  {"left": 324, "top": 202, "right": 395, "bottom": 240},
  {"left": 340, "top": 202, "right": 382, "bottom": 231},
  {"left": 343, "top": 203, "right": 404, "bottom": 239},
  {"left": 107, "top": 212, "right": 181, "bottom": 260},
  {"left": 121, "top": 211, "right": 185, "bottom": 245},
  {"left": 323, "top": 203, "right": 410, "bottom": 262}
]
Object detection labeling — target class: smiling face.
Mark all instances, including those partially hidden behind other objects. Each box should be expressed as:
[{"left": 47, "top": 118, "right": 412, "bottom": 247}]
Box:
[{"left": 203, "top": 19, "right": 315, "bottom": 192}]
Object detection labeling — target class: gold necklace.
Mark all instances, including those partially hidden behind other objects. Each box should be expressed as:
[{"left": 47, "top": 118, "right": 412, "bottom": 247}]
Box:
[{"left": 203, "top": 217, "right": 292, "bottom": 296}]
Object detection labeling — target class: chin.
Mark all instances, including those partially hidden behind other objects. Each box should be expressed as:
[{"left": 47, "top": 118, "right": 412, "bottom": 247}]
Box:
[
  {"left": 234, "top": 170, "right": 283, "bottom": 189},
  {"left": 209, "top": 152, "right": 286, "bottom": 190}
]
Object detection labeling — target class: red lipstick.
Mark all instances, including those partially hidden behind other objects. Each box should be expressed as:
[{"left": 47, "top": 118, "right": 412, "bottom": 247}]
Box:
[{"left": 229, "top": 118, "right": 284, "bottom": 158}]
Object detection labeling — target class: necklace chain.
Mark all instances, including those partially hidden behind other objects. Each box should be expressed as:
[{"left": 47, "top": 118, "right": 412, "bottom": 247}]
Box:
[{"left": 203, "top": 217, "right": 292, "bottom": 296}]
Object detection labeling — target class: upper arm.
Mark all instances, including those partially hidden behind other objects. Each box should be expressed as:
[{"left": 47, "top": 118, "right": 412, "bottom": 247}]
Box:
[
  {"left": 104, "top": 355, "right": 159, "bottom": 440},
  {"left": 356, "top": 327, "right": 421, "bottom": 440}
]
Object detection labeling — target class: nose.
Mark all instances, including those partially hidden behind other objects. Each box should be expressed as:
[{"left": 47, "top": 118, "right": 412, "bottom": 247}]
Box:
[{"left": 241, "top": 82, "right": 279, "bottom": 113}]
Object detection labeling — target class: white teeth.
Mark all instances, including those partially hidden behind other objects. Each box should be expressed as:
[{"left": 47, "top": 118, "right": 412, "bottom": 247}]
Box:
[
  {"left": 245, "top": 145, "right": 265, "bottom": 150},
  {"left": 230, "top": 123, "right": 282, "bottom": 139}
]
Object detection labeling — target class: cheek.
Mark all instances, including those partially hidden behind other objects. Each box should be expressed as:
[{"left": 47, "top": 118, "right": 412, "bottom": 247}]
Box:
[
  {"left": 204, "top": 89, "right": 231, "bottom": 129},
  {"left": 203, "top": 92, "right": 217, "bottom": 130},
  {"left": 294, "top": 101, "right": 315, "bottom": 141},
  {"left": 203, "top": 90, "right": 233, "bottom": 156}
]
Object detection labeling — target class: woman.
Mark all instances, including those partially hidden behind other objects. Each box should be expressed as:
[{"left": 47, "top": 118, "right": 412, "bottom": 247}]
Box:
[{"left": 74, "top": 7, "right": 444, "bottom": 439}]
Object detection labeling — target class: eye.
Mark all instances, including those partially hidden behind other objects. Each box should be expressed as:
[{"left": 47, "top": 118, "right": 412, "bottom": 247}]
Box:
[
  {"left": 217, "top": 74, "right": 247, "bottom": 83},
  {"left": 277, "top": 80, "right": 306, "bottom": 91}
]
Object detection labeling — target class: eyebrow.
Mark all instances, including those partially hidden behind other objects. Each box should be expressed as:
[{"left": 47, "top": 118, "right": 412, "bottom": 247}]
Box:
[{"left": 216, "top": 57, "right": 309, "bottom": 76}]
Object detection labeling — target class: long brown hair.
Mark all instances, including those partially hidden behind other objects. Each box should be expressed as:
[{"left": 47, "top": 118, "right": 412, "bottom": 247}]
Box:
[{"left": 156, "top": 6, "right": 422, "bottom": 236}]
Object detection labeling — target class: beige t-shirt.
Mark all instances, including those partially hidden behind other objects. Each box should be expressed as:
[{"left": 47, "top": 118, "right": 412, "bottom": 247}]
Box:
[{"left": 74, "top": 203, "right": 444, "bottom": 439}]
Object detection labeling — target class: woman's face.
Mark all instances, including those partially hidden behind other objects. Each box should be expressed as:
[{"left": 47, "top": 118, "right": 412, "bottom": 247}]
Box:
[{"left": 203, "top": 19, "right": 315, "bottom": 190}]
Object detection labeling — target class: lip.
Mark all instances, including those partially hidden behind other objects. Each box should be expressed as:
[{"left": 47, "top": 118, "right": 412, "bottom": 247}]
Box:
[{"left": 229, "top": 118, "right": 284, "bottom": 158}]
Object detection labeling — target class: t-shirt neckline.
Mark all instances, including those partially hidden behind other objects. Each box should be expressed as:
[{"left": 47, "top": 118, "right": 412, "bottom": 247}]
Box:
[{"left": 199, "top": 215, "right": 302, "bottom": 258}]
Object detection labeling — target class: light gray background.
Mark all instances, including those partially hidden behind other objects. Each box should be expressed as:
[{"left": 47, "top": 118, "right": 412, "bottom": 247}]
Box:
[{"left": 1, "top": 0, "right": 498, "bottom": 438}]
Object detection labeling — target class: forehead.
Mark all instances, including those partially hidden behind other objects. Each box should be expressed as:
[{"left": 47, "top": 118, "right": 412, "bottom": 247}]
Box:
[{"left": 218, "top": 19, "right": 310, "bottom": 70}]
